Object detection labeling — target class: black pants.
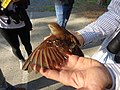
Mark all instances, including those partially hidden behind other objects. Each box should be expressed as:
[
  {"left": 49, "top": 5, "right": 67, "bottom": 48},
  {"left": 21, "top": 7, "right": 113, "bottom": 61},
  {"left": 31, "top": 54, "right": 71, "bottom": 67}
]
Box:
[{"left": 0, "top": 27, "right": 32, "bottom": 60}]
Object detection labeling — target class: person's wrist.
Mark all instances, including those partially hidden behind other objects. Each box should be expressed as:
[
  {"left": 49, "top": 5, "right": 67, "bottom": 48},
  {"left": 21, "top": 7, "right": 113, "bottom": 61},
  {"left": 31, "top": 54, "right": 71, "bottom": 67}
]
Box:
[{"left": 73, "top": 32, "right": 84, "bottom": 46}]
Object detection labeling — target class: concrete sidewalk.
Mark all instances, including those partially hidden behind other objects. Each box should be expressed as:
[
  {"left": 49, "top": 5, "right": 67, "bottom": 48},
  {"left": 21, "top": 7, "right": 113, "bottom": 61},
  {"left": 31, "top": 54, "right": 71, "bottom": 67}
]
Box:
[{"left": 0, "top": 11, "right": 101, "bottom": 90}]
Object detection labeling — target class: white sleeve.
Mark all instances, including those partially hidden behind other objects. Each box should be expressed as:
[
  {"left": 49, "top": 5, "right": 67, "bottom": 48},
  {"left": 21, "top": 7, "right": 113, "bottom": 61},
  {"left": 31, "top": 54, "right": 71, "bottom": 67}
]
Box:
[
  {"left": 76, "top": 0, "right": 120, "bottom": 45},
  {"left": 77, "top": 11, "right": 120, "bottom": 45},
  {"left": 105, "top": 63, "right": 120, "bottom": 90}
]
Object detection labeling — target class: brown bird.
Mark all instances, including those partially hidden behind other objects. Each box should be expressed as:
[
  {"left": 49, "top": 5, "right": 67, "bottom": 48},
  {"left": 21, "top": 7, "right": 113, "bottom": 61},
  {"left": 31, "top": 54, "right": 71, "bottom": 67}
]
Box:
[{"left": 22, "top": 22, "right": 84, "bottom": 72}]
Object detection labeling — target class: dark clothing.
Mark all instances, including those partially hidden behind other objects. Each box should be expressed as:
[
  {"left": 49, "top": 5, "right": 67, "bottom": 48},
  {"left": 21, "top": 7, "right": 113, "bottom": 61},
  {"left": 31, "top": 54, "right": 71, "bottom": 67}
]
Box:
[
  {"left": 15, "top": 6, "right": 32, "bottom": 31},
  {"left": 107, "top": 31, "right": 120, "bottom": 63},
  {"left": 54, "top": 0, "right": 74, "bottom": 5},
  {"left": 15, "top": 0, "right": 30, "bottom": 9},
  {"left": 0, "top": 27, "right": 32, "bottom": 60},
  {"left": 0, "top": 0, "right": 32, "bottom": 31},
  {"left": 0, "top": 0, "right": 32, "bottom": 60}
]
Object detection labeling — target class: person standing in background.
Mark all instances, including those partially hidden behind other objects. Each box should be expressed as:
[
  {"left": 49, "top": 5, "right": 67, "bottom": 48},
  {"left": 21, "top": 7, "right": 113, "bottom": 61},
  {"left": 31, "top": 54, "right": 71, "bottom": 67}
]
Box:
[
  {"left": 0, "top": 0, "right": 32, "bottom": 69},
  {"left": 54, "top": 0, "right": 74, "bottom": 28}
]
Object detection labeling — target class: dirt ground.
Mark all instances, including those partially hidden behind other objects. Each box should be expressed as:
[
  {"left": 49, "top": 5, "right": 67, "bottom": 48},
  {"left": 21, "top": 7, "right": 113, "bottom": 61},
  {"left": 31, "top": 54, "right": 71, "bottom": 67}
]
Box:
[{"left": 73, "top": 1, "right": 107, "bottom": 20}]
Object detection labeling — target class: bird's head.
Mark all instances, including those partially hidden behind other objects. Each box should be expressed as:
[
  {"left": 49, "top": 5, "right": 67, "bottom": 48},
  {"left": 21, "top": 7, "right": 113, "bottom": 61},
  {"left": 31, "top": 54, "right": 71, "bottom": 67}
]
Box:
[{"left": 48, "top": 22, "right": 65, "bottom": 35}]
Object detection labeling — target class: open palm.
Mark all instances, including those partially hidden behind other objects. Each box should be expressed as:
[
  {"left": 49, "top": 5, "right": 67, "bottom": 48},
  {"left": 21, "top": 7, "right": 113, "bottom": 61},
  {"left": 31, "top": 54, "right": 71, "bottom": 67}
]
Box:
[{"left": 31, "top": 55, "right": 112, "bottom": 90}]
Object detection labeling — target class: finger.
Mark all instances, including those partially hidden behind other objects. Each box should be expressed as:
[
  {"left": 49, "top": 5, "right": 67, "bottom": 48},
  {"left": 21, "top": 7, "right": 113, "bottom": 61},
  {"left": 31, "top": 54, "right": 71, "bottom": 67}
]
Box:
[
  {"left": 40, "top": 68, "right": 71, "bottom": 86},
  {"left": 40, "top": 69, "right": 83, "bottom": 88},
  {"left": 40, "top": 68, "right": 61, "bottom": 82},
  {"left": 30, "top": 64, "right": 61, "bottom": 81}
]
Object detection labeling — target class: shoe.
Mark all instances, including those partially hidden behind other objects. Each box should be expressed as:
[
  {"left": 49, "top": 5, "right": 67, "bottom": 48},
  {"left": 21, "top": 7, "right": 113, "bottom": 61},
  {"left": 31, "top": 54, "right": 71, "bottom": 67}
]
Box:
[{"left": 19, "top": 59, "right": 25, "bottom": 69}]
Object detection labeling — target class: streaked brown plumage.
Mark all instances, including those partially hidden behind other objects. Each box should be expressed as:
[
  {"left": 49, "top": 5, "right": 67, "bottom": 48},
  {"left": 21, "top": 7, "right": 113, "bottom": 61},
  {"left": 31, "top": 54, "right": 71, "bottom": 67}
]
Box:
[{"left": 22, "top": 22, "right": 84, "bottom": 72}]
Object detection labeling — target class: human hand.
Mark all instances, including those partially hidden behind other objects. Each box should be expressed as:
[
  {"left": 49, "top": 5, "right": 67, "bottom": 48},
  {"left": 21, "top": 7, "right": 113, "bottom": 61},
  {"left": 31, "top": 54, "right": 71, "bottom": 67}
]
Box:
[
  {"left": 71, "top": 32, "right": 84, "bottom": 46},
  {"left": 31, "top": 55, "right": 112, "bottom": 90}
]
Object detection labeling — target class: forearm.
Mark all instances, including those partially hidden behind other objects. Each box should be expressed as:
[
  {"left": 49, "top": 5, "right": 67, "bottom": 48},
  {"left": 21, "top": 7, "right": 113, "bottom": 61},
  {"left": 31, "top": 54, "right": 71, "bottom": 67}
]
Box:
[{"left": 76, "top": 11, "right": 120, "bottom": 45}]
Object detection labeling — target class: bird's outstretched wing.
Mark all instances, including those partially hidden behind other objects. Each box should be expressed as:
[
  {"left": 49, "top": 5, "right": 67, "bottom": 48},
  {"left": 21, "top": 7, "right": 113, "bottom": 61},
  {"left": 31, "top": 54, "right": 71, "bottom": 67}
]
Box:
[
  {"left": 22, "top": 22, "right": 84, "bottom": 73},
  {"left": 22, "top": 35, "right": 68, "bottom": 73}
]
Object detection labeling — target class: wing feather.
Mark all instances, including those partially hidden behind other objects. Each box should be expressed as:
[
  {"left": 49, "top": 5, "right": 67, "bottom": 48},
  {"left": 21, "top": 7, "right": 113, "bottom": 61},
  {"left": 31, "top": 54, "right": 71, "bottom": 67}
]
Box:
[
  {"left": 43, "top": 48, "right": 51, "bottom": 69},
  {"left": 33, "top": 50, "right": 41, "bottom": 73},
  {"left": 46, "top": 48, "right": 56, "bottom": 68},
  {"left": 22, "top": 26, "right": 83, "bottom": 72},
  {"left": 52, "top": 48, "right": 64, "bottom": 63},
  {"left": 22, "top": 46, "right": 39, "bottom": 71},
  {"left": 52, "top": 47, "right": 68, "bottom": 66},
  {"left": 40, "top": 49, "right": 44, "bottom": 68}
]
